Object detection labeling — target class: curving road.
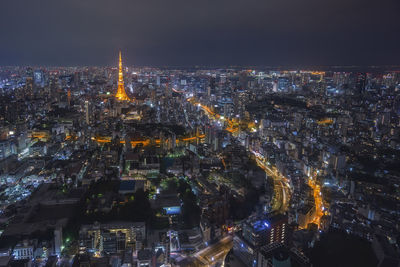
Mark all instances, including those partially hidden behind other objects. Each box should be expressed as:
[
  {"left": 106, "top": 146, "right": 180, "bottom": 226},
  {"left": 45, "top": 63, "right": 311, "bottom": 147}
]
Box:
[
  {"left": 252, "top": 151, "right": 290, "bottom": 213},
  {"left": 192, "top": 235, "right": 233, "bottom": 267}
]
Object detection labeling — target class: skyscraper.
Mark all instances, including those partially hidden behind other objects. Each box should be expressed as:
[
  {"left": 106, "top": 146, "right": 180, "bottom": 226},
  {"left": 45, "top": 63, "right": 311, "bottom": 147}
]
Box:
[
  {"left": 54, "top": 227, "right": 63, "bottom": 256},
  {"left": 356, "top": 72, "right": 367, "bottom": 95},
  {"left": 25, "top": 67, "right": 34, "bottom": 99},
  {"left": 115, "top": 51, "right": 130, "bottom": 101},
  {"left": 85, "top": 100, "right": 90, "bottom": 124},
  {"left": 233, "top": 214, "right": 288, "bottom": 267},
  {"left": 34, "top": 70, "right": 44, "bottom": 87}
]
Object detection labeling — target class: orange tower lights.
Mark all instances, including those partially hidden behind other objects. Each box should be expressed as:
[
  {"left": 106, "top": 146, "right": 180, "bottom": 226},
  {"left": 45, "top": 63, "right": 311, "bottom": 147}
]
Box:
[{"left": 115, "top": 51, "right": 130, "bottom": 101}]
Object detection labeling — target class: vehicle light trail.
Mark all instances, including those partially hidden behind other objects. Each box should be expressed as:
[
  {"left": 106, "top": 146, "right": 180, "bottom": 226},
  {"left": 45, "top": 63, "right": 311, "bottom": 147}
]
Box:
[
  {"left": 90, "top": 134, "right": 205, "bottom": 146},
  {"left": 252, "top": 151, "right": 290, "bottom": 213},
  {"left": 308, "top": 171, "right": 326, "bottom": 228}
]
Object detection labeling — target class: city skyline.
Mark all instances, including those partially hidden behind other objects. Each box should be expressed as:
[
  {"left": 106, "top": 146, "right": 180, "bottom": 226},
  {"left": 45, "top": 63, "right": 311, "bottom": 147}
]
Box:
[
  {"left": 1, "top": 55, "right": 399, "bottom": 267},
  {"left": 0, "top": 1, "right": 400, "bottom": 267}
]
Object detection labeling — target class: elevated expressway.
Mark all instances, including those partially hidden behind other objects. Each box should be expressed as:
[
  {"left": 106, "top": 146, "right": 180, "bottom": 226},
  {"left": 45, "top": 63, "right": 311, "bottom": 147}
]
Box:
[
  {"left": 185, "top": 235, "right": 233, "bottom": 267},
  {"left": 251, "top": 150, "right": 291, "bottom": 213}
]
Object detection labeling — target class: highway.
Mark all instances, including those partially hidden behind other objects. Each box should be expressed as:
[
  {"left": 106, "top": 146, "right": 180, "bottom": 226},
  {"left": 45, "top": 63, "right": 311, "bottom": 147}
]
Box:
[
  {"left": 191, "top": 235, "right": 233, "bottom": 267},
  {"left": 308, "top": 171, "right": 326, "bottom": 227},
  {"left": 252, "top": 150, "right": 291, "bottom": 214}
]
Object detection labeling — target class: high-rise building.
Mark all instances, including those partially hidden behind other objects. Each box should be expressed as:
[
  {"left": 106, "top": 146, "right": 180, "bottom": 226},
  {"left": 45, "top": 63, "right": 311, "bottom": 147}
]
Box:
[
  {"left": 79, "top": 222, "right": 145, "bottom": 254},
  {"left": 257, "top": 242, "right": 311, "bottom": 267},
  {"left": 100, "top": 231, "right": 126, "bottom": 254},
  {"left": 74, "top": 71, "right": 81, "bottom": 88},
  {"left": 54, "top": 227, "right": 63, "bottom": 256},
  {"left": 356, "top": 72, "right": 367, "bottom": 95},
  {"left": 85, "top": 100, "right": 90, "bottom": 124},
  {"left": 115, "top": 51, "right": 130, "bottom": 101},
  {"left": 242, "top": 214, "right": 288, "bottom": 247},
  {"left": 278, "top": 77, "right": 289, "bottom": 91},
  {"left": 25, "top": 67, "right": 34, "bottom": 99},
  {"left": 233, "top": 214, "right": 288, "bottom": 267},
  {"left": 34, "top": 70, "right": 44, "bottom": 87},
  {"left": 165, "top": 82, "right": 171, "bottom": 98}
]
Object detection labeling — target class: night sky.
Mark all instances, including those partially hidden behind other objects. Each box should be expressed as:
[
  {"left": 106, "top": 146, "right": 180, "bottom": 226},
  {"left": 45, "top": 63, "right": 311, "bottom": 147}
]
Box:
[{"left": 1, "top": 0, "right": 399, "bottom": 67}]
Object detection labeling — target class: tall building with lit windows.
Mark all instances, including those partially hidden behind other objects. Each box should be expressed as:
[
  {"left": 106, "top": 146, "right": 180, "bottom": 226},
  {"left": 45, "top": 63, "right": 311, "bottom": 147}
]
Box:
[
  {"left": 233, "top": 214, "right": 288, "bottom": 267},
  {"left": 243, "top": 213, "right": 288, "bottom": 247},
  {"left": 356, "top": 72, "right": 367, "bottom": 95},
  {"left": 85, "top": 100, "right": 90, "bottom": 124},
  {"left": 34, "top": 70, "right": 44, "bottom": 87},
  {"left": 257, "top": 242, "right": 311, "bottom": 267},
  {"left": 79, "top": 222, "right": 145, "bottom": 254},
  {"left": 25, "top": 67, "right": 34, "bottom": 99}
]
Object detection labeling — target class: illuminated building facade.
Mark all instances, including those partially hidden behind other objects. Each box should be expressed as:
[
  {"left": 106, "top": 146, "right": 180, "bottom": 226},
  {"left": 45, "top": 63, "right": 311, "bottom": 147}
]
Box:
[
  {"left": 79, "top": 222, "right": 145, "bottom": 254},
  {"left": 12, "top": 241, "right": 34, "bottom": 260},
  {"left": 233, "top": 214, "right": 288, "bottom": 267}
]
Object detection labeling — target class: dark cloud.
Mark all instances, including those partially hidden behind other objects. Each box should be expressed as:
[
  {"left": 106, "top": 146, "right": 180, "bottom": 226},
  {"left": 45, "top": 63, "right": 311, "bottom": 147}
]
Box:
[{"left": 0, "top": 0, "right": 399, "bottom": 66}]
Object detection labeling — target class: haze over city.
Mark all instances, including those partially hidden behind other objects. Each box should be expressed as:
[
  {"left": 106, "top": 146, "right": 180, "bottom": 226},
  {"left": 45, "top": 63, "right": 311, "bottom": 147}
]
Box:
[{"left": 1, "top": 0, "right": 400, "bottom": 66}]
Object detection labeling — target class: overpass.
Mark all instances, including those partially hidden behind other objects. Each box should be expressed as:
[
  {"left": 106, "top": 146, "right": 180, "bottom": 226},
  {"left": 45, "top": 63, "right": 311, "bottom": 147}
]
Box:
[
  {"left": 251, "top": 150, "right": 291, "bottom": 214},
  {"left": 181, "top": 235, "right": 233, "bottom": 267}
]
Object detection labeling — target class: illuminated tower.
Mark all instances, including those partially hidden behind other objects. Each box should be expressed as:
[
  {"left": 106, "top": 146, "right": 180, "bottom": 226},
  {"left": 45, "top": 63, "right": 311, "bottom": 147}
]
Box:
[
  {"left": 67, "top": 89, "right": 71, "bottom": 108},
  {"left": 115, "top": 51, "right": 130, "bottom": 101}
]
